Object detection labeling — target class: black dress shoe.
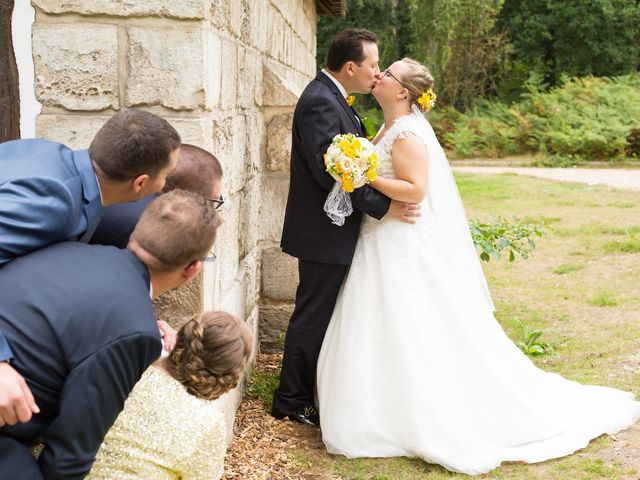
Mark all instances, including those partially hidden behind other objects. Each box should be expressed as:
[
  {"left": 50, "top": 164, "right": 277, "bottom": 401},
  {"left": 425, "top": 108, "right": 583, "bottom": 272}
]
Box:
[{"left": 272, "top": 405, "right": 320, "bottom": 427}]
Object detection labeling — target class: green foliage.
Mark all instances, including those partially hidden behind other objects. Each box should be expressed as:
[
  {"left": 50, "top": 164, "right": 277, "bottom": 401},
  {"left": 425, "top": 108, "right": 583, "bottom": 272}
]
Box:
[
  {"left": 247, "top": 369, "right": 280, "bottom": 412},
  {"left": 553, "top": 263, "right": 584, "bottom": 275},
  {"left": 431, "top": 74, "right": 640, "bottom": 161},
  {"left": 590, "top": 293, "right": 619, "bottom": 307},
  {"left": 497, "top": 0, "right": 640, "bottom": 88},
  {"left": 515, "top": 319, "right": 551, "bottom": 355},
  {"left": 469, "top": 216, "right": 546, "bottom": 262}
]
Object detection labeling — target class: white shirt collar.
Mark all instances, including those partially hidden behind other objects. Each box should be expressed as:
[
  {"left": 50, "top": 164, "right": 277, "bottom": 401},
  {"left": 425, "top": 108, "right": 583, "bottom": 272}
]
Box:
[{"left": 321, "top": 69, "right": 348, "bottom": 99}]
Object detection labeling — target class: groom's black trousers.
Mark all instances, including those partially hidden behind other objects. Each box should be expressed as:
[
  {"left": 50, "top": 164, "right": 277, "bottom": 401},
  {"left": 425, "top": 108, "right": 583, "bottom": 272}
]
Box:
[{"left": 272, "top": 259, "right": 349, "bottom": 413}]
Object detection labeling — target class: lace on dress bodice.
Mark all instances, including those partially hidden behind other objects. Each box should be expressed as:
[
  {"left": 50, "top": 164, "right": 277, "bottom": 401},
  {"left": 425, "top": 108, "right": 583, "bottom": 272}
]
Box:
[{"left": 373, "top": 114, "right": 424, "bottom": 180}]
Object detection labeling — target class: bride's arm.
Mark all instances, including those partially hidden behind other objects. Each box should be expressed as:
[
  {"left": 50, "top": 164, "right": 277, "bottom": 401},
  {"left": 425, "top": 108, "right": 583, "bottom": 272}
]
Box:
[{"left": 369, "top": 133, "right": 429, "bottom": 203}]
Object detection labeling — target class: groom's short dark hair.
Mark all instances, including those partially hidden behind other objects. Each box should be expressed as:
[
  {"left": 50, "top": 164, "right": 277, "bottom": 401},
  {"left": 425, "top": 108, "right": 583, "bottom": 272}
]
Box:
[{"left": 326, "top": 29, "right": 378, "bottom": 71}]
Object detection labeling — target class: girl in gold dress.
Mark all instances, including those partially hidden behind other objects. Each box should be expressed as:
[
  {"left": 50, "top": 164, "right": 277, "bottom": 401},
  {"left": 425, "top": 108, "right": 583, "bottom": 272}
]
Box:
[{"left": 87, "top": 311, "right": 253, "bottom": 480}]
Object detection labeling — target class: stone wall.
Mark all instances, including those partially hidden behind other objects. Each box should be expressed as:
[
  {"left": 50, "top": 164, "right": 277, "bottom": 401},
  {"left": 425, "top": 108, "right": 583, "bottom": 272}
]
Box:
[{"left": 28, "top": 0, "right": 317, "bottom": 437}]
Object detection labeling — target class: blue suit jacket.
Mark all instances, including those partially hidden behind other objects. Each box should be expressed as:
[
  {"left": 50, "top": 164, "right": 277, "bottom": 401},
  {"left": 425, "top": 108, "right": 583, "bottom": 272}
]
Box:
[
  {"left": 0, "top": 242, "right": 161, "bottom": 479},
  {"left": 89, "top": 195, "right": 156, "bottom": 249},
  {"left": 0, "top": 139, "right": 103, "bottom": 266}
]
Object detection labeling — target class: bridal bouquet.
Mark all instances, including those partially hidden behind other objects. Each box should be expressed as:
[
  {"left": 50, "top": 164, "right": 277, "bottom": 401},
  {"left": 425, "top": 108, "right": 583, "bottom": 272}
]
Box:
[{"left": 323, "top": 133, "right": 379, "bottom": 226}]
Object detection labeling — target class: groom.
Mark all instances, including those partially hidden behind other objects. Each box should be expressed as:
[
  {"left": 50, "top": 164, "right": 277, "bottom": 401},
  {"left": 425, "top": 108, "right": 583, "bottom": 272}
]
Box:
[{"left": 273, "top": 29, "right": 420, "bottom": 426}]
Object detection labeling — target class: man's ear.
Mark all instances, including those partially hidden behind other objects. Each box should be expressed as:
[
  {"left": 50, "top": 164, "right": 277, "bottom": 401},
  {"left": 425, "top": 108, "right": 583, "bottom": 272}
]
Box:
[
  {"left": 344, "top": 61, "right": 356, "bottom": 77},
  {"left": 182, "top": 260, "right": 202, "bottom": 284},
  {"left": 132, "top": 174, "right": 150, "bottom": 194}
]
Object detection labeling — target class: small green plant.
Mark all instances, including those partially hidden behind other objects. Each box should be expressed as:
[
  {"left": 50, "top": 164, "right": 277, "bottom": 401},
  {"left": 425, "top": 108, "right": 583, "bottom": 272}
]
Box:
[
  {"left": 469, "top": 216, "right": 546, "bottom": 262},
  {"left": 515, "top": 319, "right": 550, "bottom": 355},
  {"left": 247, "top": 369, "right": 280, "bottom": 412},
  {"left": 553, "top": 263, "right": 584, "bottom": 275},
  {"left": 590, "top": 293, "right": 619, "bottom": 307}
]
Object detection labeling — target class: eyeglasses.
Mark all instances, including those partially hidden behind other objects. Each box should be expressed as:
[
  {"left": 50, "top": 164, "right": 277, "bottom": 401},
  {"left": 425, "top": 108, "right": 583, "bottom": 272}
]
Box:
[
  {"left": 382, "top": 69, "right": 408, "bottom": 89},
  {"left": 208, "top": 195, "right": 224, "bottom": 209},
  {"left": 201, "top": 253, "right": 217, "bottom": 263}
]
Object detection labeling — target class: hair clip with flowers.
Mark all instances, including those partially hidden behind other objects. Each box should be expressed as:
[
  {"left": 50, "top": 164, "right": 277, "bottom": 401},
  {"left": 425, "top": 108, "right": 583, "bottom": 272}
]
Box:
[{"left": 417, "top": 88, "right": 436, "bottom": 112}]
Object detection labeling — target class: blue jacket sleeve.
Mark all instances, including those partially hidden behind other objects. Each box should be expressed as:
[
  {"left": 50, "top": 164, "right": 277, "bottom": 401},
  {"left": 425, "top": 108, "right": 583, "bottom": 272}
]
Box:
[
  {"left": 0, "top": 178, "right": 75, "bottom": 266},
  {"left": 38, "top": 333, "right": 161, "bottom": 480},
  {"left": 0, "top": 332, "right": 14, "bottom": 362}
]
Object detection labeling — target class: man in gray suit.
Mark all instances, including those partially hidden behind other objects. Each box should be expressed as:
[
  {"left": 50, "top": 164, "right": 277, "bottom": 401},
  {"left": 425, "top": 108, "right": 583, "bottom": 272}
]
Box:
[{"left": 0, "top": 190, "right": 220, "bottom": 479}]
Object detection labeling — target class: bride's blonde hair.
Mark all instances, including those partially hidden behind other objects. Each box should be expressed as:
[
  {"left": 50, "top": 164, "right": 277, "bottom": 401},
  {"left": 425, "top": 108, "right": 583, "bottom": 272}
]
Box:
[
  {"left": 399, "top": 57, "right": 435, "bottom": 108},
  {"left": 166, "top": 311, "right": 253, "bottom": 400}
]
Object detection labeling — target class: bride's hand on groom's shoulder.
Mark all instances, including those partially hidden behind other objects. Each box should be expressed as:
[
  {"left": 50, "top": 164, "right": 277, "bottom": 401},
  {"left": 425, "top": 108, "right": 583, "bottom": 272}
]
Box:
[
  {"left": 387, "top": 200, "right": 421, "bottom": 224},
  {"left": 0, "top": 362, "right": 39, "bottom": 426}
]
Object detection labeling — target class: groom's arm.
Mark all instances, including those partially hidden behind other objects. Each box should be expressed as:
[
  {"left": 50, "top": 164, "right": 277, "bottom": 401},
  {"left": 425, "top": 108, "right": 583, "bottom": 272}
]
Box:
[
  {"left": 297, "top": 95, "right": 342, "bottom": 192},
  {"left": 297, "top": 95, "right": 391, "bottom": 219}
]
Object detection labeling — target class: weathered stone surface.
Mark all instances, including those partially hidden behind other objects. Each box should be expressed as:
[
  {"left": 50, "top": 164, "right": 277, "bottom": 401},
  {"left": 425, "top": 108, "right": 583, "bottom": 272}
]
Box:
[
  {"left": 166, "top": 118, "right": 208, "bottom": 149},
  {"left": 261, "top": 246, "right": 298, "bottom": 301},
  {"left": 211, "top": 114, "right": 246, "bottom": 194},
  {"left": 206, "top": 33, "right": 223, "bottom": 108},
  {"left": 244, "top": 0, "right": 268, "bottom": 49},
  {"left": 126, "top": 27, "right": 205, "bottom": 111},
  {"left": 36, "top": 115, "right": 109, "bottom": 150},
  {"left": 154, "top": 273, "right": 203, "bottom": 328},
  {"left": 266, "top": 113, "right": 293, "bottom": 171},
  {"left": 219, "top": 38, "right": 238, "bottom": 110},
  {"left": 210, "top": 0, "right": 231, "bottom": 33},
  {"left": 259, "top": 172, "right": 289, "bottom": 242},
  {"left": 237, "top": 47, "right": 259, "bottom": 110},
  {"left": 33, "top": 24, "right": 118, "bottom": 111},
  {"left": 32, "top": 0, "right": 205, "bottom": 18},
  {"left": 259, "top": 299, "right": 294, "bottom": 353},
  {"left": 238, "top": 177, "right": 261, "bottom": 259},
  {"left": 262, "top": 62, "right": 301, "bottom": 107},
  {"left": 216, "top": 191, "right": 241, "bottom": 295}
]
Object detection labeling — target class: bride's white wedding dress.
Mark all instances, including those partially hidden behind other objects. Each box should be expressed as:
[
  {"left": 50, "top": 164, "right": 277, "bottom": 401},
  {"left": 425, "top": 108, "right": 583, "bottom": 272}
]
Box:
[{"left": 316, "top": 110, "right": 640, "bottom": 475}]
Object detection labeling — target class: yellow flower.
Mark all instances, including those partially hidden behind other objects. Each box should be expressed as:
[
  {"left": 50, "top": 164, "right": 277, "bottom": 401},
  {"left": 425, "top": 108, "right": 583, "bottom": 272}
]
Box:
[
  {"left": 343, "top": 147, "right": 356, "bottom": 159},
  {"left": 338, "top": 139, "right": 351, "bottom": 150},
  {"left": 417, "top": 88, "right": 437, "bottom": 112},
  {"left": 366, "top": 168, "right": 377, "bottom": 182},
  {"left": 345, "top": 95, "right": 355, "bottom": 107},
  {"left": 342, "top": 174, "right": 354, "bottom": 192},
  {"left": 351, "top": 138, "right": 361, "bottom": 150}
]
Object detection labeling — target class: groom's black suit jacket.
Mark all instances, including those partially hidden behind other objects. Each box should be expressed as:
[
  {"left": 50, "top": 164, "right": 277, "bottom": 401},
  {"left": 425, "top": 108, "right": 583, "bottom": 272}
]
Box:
[
  {"left": 0, "top": 242, "right": 161, "bottom": 479},
  {"left": 281, "top": 72, "right": 391, "bottom": 265}
]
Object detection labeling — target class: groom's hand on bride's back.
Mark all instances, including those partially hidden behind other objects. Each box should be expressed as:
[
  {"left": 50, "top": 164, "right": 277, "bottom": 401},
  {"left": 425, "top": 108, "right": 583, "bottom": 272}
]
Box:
[{"left": 387, "top": 200, "right": 421, "bottom": 224}]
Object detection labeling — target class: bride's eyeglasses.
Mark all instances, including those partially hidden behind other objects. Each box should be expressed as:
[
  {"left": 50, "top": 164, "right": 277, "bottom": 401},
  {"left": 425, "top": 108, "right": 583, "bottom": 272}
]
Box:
[{"left": 382, "top": 69, "right": 408, "bottom": 89}]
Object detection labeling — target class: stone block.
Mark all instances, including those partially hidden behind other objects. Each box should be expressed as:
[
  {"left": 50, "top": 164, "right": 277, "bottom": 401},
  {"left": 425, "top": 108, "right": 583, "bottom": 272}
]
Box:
[
  {"left": 154, "top": 273, "right": 203, "bottom": 328},
  {"left": 229, "top": 0, "right": 244, "bottom": 38},
  {"left": 166, "top": 118, "right": 208, "bottom": 149},
  {"left": 126, "top": 27, "right": 205, "bottom": 111},
  {"left": 219, "top": 39, "right": 238, "bottom": 110},
  {"left": 266, "top": 113, "right": 293, "bottom": 172},
  {"left": 245, "top": 0, "right": 268, "bottom": 49},
  {"left": 259, "top": 172, "right": 289, "bottom": 242},
  {"left": 237, "top": 47, "right": 260, "bottom": 110},
  {"left": 261, "top": 246, "right": 298, "bottom": 301},
  {"left": 32, "top": 0, "right": 205, "bottom": 18},
  {"left": 32, "top": 24, "right": 118, "bottom": 111},
  {"left": 262, "top": 62, "right": 301, "bottom": 107},
  {"left": 258, "top": 299, "right": 294, "bottom": 353},
  {"left": 245, "top": 113, "right": 263, "bottom": 173},
  {"left": 216, "top": 192, "right": 241, "bottom": 294},
  {"left": 238, "top": 178, "right": 261, "bottom": 260},
  {"left": 211, "top": 115, "right": 246, "bottom": 194},
  {"left": 35, "top": 114, "right": 109, "bottom": 150},
  {"left": 206, "top": 33, "right": 223, "bottom": 109}
]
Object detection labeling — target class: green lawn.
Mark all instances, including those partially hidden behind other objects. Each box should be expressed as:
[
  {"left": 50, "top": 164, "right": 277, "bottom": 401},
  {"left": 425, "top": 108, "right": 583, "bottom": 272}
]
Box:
[{"left": 247, "top": 173, "right": 640, "bottom": 480}]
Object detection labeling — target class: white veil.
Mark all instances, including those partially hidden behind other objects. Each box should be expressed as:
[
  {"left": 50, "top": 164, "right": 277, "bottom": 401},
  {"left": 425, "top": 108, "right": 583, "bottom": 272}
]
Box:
[{"left": 409, "top": 104, "right": 495, "bottom": 312}]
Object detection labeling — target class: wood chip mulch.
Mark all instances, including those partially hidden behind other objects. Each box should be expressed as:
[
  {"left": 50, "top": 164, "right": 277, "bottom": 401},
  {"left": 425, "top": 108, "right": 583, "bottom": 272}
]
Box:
[{"left": 223, "top": 354, "right": 340, "bottom": 480}]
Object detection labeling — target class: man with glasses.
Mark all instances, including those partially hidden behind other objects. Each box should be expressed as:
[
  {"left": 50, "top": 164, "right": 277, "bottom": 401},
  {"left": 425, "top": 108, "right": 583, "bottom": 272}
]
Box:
[{"left": 90, "top": 144, "right": 224, "bottom": 249}]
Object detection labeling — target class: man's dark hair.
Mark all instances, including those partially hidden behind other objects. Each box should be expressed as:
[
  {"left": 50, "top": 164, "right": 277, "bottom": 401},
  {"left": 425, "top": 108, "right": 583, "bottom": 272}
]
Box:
[
  {"left": 89, "top": 109, "right": 181, "bottom": 181},
  {"left": 163, "top": 144, "right": 222, "bottom": 197},
  {"left": 326, "top": 28, "right": 378, "bottom": 72}
]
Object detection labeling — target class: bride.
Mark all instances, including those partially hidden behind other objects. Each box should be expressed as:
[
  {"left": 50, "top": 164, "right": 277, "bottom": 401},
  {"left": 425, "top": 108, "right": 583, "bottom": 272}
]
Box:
[{"left": 316, "top": 57, "right": 640, "bottom": 475}]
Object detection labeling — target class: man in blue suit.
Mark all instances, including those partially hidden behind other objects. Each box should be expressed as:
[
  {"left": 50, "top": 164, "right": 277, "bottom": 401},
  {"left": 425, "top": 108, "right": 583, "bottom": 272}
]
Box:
[
  {"left": 90, "top": 144, "right": 224, "bottom": 249},
  {"left": 0, "top": 109, "right": 181, "bottom": 266},
  {"left": 0, "top": 190, "right": 221, "bottom": 479}
]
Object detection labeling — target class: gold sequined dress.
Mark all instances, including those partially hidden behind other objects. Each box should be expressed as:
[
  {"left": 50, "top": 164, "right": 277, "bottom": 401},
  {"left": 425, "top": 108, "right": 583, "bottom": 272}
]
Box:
[{"left": 87, "top": 366, "right": 226, "bottom": 480}]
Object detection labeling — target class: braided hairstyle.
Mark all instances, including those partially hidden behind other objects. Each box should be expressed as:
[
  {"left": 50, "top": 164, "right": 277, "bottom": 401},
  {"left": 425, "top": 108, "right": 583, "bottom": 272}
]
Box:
[
  {"left": 398, "top": 57, "right": 435, "bottom": 108},
  {"left": 165, "top": 311, "right": 253, "bottom": 400}
]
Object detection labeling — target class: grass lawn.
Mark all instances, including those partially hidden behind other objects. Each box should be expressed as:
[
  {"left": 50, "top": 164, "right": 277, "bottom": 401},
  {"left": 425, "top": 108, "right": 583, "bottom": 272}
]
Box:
[{"left": 228, "top": 173, "right": 640, "bottom": 480}]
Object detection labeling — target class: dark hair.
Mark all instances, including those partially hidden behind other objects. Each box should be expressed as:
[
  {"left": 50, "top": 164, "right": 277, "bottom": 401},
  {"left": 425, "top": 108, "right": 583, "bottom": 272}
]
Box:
[
  {"left": 326, "top": 28, "right": 378, "bottom": 71},
  {"left": 89, "top": 109, "right": 181, "bottom": 181},
  {"left": 166, "top": 311, "right": 253, "bottom": 400},
  {"left": 131, "top": 190, "right": 221, "bottom": 271},
  {"left": 162, "top": 144, "right": 222, "bottom": 197}
]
